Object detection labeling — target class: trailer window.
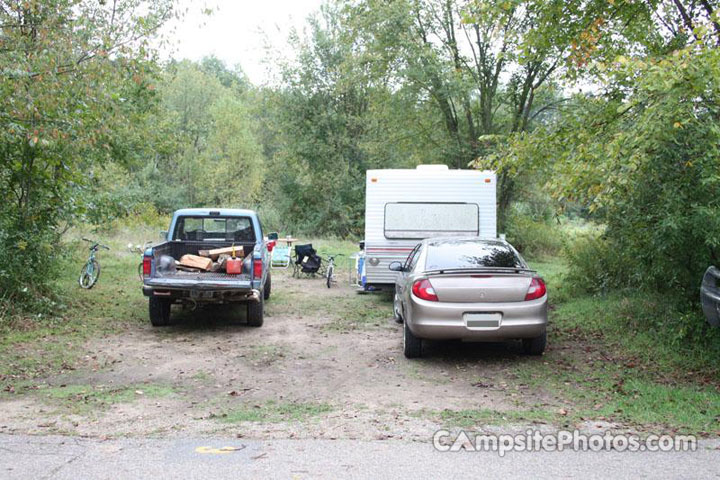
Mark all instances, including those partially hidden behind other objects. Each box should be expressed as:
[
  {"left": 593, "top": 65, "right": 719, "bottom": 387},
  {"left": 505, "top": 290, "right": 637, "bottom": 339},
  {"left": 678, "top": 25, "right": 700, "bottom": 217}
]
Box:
[
  {"left": 384, "top": 203, "right": 479, "bottom": 239},
  {"left": 173, "top": 216, "right": 255, "bottom": 242}
]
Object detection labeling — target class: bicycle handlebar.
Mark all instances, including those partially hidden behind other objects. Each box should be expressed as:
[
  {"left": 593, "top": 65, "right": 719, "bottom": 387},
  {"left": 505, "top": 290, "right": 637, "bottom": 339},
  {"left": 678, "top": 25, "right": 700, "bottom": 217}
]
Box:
[{"left": 82, "top": 238, "right": 109, "bottom": 250}]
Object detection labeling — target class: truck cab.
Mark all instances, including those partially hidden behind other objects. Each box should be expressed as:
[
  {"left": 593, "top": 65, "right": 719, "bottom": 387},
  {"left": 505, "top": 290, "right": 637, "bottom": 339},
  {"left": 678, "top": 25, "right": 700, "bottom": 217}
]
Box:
[{"left": 141, "top": 208, "right": 270, "bottom": 327}]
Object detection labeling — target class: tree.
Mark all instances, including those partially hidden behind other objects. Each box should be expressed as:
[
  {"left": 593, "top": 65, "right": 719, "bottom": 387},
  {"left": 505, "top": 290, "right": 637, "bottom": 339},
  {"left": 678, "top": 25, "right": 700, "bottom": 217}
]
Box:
[
  {"left": 493, "top": 0, "right": 720, "bottom": 297},
  {"left": 345, "top": 0, "right": 577, "bottom": 227},
  {"left": 0, "top": 0, "right": 174, "bottom": 304}
]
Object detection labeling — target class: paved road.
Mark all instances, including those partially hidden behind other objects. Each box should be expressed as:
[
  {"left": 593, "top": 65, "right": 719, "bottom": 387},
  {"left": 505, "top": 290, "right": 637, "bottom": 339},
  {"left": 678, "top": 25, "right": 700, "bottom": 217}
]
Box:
[{"left": 0, "top": 434, "right": 718, "bottom": 479}]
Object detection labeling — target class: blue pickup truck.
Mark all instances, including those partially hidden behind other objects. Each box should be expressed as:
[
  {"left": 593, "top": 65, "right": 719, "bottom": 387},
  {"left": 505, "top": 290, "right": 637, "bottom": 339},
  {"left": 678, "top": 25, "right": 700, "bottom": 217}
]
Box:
[{"left": 141, "top": 208, "right": 271, "bottom": 327}]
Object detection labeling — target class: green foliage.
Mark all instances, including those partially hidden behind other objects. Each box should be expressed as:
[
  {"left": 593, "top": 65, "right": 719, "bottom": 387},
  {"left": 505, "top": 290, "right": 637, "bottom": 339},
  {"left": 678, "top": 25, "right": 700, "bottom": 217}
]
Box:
[
  {"left": 259, "top": 7, "right": 374, "bottom": 237},
  {"left": 82, "top": 59, "right": 266, "bottom": 220},
  {"left": 555, "top": 46, "right": 720, "bottom": 298},
  {"left": 0, "top": 0, "right": 174, "bottom": 308},
  {"left": 493, "top": 3, "right": 720, "bottom": 304},
  {"left": 505, "top": 213, "right": 562, "bottom": 259},
  {"left": 563, "top": 233, "right": 638, "bottom": 295}
]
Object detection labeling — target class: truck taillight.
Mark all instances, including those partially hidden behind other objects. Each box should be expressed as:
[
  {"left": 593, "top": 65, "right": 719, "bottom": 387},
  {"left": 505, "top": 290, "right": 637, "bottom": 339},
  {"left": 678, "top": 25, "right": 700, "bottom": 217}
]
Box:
[
  {"left": 142, "top": 256, "right": 152, "bottom": 276},
  {"left": 253, "top": 258, "right": 263, "bottom": 279},
  {"left": 412, "top": 279, "right": 438, "bottom": 302},
  {"left": 525, "top": 277, "right": 547, "bottom": 301}
]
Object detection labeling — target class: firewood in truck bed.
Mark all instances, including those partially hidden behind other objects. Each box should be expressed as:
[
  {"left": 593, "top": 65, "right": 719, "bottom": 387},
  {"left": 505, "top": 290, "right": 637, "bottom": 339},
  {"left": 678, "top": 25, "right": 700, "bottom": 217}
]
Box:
[
  {"left": 210, "top": 254, "right": 232, "bottom": 272},
  {"left": 177, "top": 254, "right": 213, "bottom": 271},
  {"left": 198, "top": 246, "right": 245, "bottom": 260}
]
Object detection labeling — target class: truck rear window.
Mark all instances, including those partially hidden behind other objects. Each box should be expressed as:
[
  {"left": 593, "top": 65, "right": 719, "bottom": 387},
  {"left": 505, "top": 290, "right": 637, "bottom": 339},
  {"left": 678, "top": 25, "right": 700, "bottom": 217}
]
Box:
[
  {"left": 425, "top": 240, "right": 525, "bottom": 270},
  {"left": 173, "top": 216, "right": 255, "bottom": 242}
]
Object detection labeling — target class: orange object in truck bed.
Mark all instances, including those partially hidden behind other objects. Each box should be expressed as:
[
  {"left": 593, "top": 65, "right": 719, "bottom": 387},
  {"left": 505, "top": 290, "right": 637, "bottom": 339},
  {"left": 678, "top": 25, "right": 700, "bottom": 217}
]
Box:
[{"left": 226, "top": 257, "right": 243, "bottom": 274}]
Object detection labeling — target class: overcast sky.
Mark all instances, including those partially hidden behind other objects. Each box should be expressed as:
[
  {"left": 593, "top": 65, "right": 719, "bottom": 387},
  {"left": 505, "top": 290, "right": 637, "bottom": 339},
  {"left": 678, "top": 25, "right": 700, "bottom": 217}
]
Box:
[{"left": 163, "top": 0, "right": 324, "bottom": 85}]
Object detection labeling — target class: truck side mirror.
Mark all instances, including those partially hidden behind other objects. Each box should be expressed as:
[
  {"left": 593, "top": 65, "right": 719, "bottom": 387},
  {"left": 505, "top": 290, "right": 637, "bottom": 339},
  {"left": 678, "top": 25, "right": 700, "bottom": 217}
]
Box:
[
  {"left": 388, "top": 261, "right": 404, "bottom": 272},
  {"left": 160, "top": 231, "right": 168, "bottom": 241}
]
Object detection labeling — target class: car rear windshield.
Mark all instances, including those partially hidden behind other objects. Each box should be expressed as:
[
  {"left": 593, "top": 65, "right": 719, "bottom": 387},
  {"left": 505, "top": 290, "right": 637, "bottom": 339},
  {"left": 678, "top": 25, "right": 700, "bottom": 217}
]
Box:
[
  {"left": 425, "top": 241, "right": 525, "bottom": 270},
  {"left": 173, "top": 216, "right": 255, "bottom": 242}
]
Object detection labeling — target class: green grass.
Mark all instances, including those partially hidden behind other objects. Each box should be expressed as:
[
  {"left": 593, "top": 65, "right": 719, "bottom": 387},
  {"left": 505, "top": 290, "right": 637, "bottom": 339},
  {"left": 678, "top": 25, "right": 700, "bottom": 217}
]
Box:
[
  {"left": 217, "top": 401, "right": 333, "bottom": 423},
  {"left": 0, "top": 227, "right": 154, "bottom": 387},
  {"left": 552, "top": 291, "right": 720, "bottom": 377},
  {"left": 37, "top": 383, "right": 177, "bottom": 415},
  {"left": 437, "top": 408, "right": 560, "bottom": 428},
  {"left": 518, "top": 257, "right": 720, "bottom": 434},
  {"left": 321, "top": 292, "right": 394, "bottom": 332},
  {"left": 607, "top": 379, "right": 720, "bottom": 432}
]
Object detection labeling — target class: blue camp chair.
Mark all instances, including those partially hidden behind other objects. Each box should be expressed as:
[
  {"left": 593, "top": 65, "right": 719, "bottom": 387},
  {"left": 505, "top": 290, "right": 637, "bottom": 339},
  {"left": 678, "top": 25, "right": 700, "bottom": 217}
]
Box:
[{"left": 271, "top": 244, "right": 291, "bottom": 269}]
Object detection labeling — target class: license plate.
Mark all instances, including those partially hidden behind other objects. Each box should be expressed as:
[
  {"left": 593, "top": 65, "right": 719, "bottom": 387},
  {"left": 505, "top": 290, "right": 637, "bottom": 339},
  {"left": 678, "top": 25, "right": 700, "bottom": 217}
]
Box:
[
  {"left": 464, "top": 312, "right": 501, "bottom": 328},
  {"left": 190, "top": 290, "right": 214, "bottom": 299}
]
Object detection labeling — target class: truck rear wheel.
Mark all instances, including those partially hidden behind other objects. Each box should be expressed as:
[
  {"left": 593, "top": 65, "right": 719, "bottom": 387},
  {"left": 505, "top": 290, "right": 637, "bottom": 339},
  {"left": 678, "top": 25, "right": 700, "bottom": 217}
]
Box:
[
  {"left": 247, "top": 296, "right": 264, "bottom": 327},
  {"left": 149, "top": 297, "right": 172, "bottom": 327},
  {"left": 263, "top": 272, "right": 271, "bottom": 300}
]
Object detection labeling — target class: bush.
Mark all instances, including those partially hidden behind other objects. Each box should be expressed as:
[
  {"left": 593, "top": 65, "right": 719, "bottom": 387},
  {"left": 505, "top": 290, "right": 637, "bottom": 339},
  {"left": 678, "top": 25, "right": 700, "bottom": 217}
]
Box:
[
  {"left": 563, "top": 233, "right": 642, "bottom": 295},
  {"left": 0, "top": 212, "right": 65, "bottom": 316},
  {"left": 505, "top": 212, "right": 563, "bottom": 259}
]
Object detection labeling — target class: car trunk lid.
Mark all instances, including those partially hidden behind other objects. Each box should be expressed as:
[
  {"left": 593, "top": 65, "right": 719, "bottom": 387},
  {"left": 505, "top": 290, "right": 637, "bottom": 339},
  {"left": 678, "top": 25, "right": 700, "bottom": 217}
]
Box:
[{"left": 427, "top": 273, "right": 532, "bottom": 303}]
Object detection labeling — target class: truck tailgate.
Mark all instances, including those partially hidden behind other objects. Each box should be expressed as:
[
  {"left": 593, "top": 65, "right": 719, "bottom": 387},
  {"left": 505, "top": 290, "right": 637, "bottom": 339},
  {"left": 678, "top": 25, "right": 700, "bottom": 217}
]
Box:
[{"left": 146, "top": 272, "right": 253, "bottom": 291}]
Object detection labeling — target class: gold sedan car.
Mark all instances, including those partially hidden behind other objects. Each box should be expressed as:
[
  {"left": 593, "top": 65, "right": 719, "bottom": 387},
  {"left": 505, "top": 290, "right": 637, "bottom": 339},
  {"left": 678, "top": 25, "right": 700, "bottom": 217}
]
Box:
[{"left": 390, "top": 238, "right": 548, "bottom": 358}]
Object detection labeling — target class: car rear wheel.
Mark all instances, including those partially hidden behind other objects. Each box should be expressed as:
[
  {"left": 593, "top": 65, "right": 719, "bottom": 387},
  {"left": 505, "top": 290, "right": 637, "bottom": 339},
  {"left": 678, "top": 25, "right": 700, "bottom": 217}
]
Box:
[
  {"left": 247, "top": 296, "right": 264, "bottom": 327},
  {"left": 393, "top": 294, "right": 403, "bottom": 323},
  {"left": 522, "top": 331, "right": 547, "bottom": 355},
  {"left": 149, "top": 297, "right": 172, "bottom": 327},
  {"left": 403, "top": 320, "right": 422, "bottom": 358}
]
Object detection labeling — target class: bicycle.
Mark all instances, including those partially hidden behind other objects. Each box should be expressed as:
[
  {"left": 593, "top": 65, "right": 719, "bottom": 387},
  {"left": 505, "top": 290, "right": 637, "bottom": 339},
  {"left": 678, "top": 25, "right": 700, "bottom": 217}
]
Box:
[
  {"left": 128, "top": 241, "right": 152, "bottom": 281},
  {"left": 79, "top": 238, "right": 110, "bottom": 289},
  {"left": 325, "top": 254, "right": 344, "bottom": 288}
]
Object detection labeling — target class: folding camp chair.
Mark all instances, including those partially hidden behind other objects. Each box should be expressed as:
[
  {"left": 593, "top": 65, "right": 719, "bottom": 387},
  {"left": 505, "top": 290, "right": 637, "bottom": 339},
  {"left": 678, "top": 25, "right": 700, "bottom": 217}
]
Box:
[
  {"left": 271, "top": 244, "right": 291, "bottom": 269},
  {"left": 292, "top": 243, "right": 323, "bottom": 277}
]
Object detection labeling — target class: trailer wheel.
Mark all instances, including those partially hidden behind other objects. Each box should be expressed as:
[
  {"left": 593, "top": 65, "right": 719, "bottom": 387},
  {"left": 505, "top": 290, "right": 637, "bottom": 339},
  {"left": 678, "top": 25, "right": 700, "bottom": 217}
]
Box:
[
  {"left": 149, "top": 297, "right": 172, "bottom": 327},
  {"left": 247, "top": 296, "right": 264, "bottom": 327}
]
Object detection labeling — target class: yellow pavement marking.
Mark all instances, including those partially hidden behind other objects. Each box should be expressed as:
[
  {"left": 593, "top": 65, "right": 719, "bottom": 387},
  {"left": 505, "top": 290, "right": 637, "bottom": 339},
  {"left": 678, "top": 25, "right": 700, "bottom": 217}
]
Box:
[{"left": 195, "top": 446, "right": 245, "bottom": 454}]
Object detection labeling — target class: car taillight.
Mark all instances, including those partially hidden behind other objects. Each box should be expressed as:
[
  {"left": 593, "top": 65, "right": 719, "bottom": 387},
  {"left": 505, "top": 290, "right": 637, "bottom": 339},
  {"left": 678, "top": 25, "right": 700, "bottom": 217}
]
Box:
[
  {"left": 253, "top": 258, "right": 263, "bottom": 278},
  {"left": 412, "top": 279, "right": 438, "bottom": 301},
  {"left": 142, "top": 256, "right": 152, "bottom": 276},
  {"left": 525, "top": 277, "right": 546, "bottom": 301}
]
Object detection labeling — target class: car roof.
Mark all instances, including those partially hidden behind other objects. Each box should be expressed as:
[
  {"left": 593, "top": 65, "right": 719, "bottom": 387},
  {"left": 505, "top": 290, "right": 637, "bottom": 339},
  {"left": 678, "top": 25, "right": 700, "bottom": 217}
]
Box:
[{"left": 173, "top": 208, "right": 256, "bottom": 217}]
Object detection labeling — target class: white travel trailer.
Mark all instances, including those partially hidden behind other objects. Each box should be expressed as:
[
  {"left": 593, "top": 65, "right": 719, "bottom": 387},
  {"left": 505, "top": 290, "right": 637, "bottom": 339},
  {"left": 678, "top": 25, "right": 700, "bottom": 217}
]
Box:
[{"left": 360, "top": 165, "right": 497, "bottom": 289}]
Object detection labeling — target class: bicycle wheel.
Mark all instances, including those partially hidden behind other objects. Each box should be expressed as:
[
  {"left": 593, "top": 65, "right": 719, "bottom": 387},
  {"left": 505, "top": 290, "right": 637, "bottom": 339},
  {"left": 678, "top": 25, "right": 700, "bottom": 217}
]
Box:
[
  {"left": 79, "top": 259, "right": 100, "bottom": 289},
  {"left": 326, "top": 264, "right": 334, "bottom": 288}
]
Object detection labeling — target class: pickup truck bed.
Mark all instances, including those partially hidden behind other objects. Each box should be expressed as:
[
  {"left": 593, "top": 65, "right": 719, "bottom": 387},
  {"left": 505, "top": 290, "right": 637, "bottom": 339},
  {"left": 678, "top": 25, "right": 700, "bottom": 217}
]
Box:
[{"left": 145, "top": 240, "right": 256, "bottom": 289}]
